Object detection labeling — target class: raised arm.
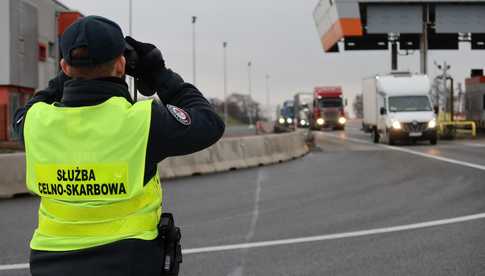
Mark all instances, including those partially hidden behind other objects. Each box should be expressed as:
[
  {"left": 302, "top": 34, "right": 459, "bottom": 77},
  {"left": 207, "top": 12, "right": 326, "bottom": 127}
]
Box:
[
  {"left": 124, "top": 36, "right": 225, "bottom": 163},
  {"left": 12, "top": 72, "right": 69, "bottom": 142}
]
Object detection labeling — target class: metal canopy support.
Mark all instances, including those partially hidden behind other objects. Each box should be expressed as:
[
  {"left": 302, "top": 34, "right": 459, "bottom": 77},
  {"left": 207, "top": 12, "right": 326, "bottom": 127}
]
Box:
[
  {"left": 420, "top": 4, "right": 430, "bottom": 74},
  {"left": 391, "top": 40, "right": 398, "bottom": 71}
]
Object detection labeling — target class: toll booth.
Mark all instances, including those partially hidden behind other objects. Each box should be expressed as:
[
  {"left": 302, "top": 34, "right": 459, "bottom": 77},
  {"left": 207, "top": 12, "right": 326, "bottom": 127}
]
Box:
[
  {"left": 465, "top": 69, "right": 485, "bottom": 129},
  {"left": 313, "top": 0, "right": 485, "bottom": 73},
  {"left": 0, "top": 0, "right": 81, "bottom": 142}
]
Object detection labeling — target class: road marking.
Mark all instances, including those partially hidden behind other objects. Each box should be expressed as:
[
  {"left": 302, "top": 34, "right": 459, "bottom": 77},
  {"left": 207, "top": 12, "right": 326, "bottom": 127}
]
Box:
[
  {"left": 459, "top": 143, "right": 485, "bottom": 148},
  {"left": 317, "top": 132, "right": 485, "bottom": 172},
  {"left": 246, "top": 169, "right": 263, "bottom": 243},
  {"left": 183, "top": 212, "right": 485, "bottom": 254},
  {"left": 0, "top": 263, "right": 29, "bottom": 271},
  {"left": 344, "top": 126, "right": 362, "bottom": 131},
  {"left": 3, "top": 212, "right": 485, "bottom": 271},
  {"left": 229, "top": 168, "right": 264, "bottom": 276}
]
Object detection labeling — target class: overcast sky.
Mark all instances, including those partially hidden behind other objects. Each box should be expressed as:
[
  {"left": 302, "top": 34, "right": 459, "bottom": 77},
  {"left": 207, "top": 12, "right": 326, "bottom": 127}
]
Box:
[{"left": 60, "top": 0, "right": 485, "bottom": 117}]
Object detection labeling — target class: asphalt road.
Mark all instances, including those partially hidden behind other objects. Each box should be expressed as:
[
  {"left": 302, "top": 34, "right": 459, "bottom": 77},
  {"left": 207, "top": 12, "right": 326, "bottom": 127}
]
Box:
[{"left": 1, "top": 122, "right": 485, "bottom": 275}]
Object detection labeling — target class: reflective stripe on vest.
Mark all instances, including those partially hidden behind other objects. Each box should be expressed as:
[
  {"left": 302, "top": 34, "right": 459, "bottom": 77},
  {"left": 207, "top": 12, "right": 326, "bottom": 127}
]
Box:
[{"left": 24, "top": 97, "right": 162, "bottom": 251}]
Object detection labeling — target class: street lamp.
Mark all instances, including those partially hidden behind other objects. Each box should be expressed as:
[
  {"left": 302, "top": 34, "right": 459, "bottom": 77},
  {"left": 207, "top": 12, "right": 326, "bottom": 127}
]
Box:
[
  {"left": 128, "top": 0, "right": 135, "bottom": 100},
  {"left": 223, "top": 42, "right": 228, "bottom": 125},
  {"left": 265, "top": 74, "right": 270, "bottom": 120},
  {"left": 247, "top": 61, "right": 254, "bottom": 128},
  {"left": 192, "top": 16, "right": 197, "bottom": 85},
  {"left": 129, "top": 0, "right": 133, "bottom": 35},
  {"left": 248, "top": 61, "right": 252, "bottom": 99}
]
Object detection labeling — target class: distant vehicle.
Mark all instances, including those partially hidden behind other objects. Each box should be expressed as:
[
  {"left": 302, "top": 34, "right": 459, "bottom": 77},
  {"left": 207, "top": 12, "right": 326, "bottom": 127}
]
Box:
[
  {"left": 293, "top": 92, "right": 313, "bottom": 128},
  {"left": 274, "top": 100, "right": 295, "bottom": 133},
  {"left": 310, "top": 86, "right": 347, "bottom": 130},
  {"left": 465, "top": 70, "right": 485, "bottom": 129},
  {"left": 362, "top": 72, "right": 438, "bottom": 145}
]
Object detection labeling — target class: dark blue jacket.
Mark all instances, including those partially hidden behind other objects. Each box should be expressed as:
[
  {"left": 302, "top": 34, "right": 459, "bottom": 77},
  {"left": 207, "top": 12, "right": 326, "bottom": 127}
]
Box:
[
  {"left": 13, "top": 70, "right": 225, "bottom": 276},
  {"left": 14, "top": 71, "right": 225, "bottom": 184}
]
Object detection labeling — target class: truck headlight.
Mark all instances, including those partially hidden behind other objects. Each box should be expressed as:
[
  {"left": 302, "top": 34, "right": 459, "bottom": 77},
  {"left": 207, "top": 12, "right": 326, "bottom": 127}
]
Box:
[
  {"left": 338, "top": 117, "right": 347, "bottom": 125},
  {"left": 428, "top": 119, "right": 437, "bottom": 129},
  {"left": 392, "top": 120, "right": 401, "bottom": 130},
  {"left": 300, "top": 119, "right": 306, "bottom": 126},
  {"left": 287, "top": 118, "right": 293, "bottom": 124},
  {"left": 317, "top": 118, "right": 325, "bottom": 125},
  {"left": 278, "top": 117, "right": 285, "bottom": 124}
]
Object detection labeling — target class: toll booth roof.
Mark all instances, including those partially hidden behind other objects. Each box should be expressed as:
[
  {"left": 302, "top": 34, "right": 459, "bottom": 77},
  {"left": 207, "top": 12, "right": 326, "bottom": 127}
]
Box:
[{"left": 313, "top": 0, "right": 485, "bottom": 53}]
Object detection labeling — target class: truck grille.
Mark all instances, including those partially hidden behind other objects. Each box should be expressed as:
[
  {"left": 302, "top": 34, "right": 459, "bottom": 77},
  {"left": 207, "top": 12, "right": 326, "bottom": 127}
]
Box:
[
  {"left": 402, "top": 122, "right": 428, "bottom": 133},
  {"left": 323, "top": 111, "right": 339, "bottom": 120}
]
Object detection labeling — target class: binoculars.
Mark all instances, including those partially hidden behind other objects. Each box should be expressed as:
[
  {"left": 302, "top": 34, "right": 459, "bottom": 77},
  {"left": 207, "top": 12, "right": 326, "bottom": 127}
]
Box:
[{"left": 124, "top": 40, "right": 162, "bottom": 98}]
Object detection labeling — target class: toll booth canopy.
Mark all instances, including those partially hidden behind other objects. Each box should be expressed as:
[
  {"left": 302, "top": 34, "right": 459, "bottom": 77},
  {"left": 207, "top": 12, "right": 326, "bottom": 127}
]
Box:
[{"left": 313, "top": 0, "right": 485, "bottom": 53}]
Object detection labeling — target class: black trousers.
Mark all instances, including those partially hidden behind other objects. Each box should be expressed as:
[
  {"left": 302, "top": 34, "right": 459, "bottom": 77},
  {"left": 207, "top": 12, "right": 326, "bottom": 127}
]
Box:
[{"left": 30, "top": 238, "right": 162, "bottom": 276}]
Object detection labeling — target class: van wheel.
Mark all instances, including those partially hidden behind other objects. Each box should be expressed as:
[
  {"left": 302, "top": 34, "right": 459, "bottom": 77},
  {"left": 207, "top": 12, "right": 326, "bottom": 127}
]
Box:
[
  {"left": 430, "top": 137, "right": 437, "bottom": 145},
  {"left": 372, "top": 129, "right": 380, "bottom": 143},
  {"left": 387, "top": 132, "right": 396, "bottom": 146}
]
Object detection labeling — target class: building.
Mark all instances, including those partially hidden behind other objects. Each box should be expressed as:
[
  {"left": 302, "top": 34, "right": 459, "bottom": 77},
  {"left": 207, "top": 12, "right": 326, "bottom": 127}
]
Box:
[{"left": 0, "top": 0, "right": 81, "bottom": 142}]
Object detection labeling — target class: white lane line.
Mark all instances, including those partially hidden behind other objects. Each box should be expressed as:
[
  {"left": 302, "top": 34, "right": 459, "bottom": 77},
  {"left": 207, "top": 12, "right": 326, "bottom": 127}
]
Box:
[
  {"left": 459, "top": 143, "right": 485, "bottom": 148},
  {"left": 3, "top": 212, "right": 485, "bottom": 271},
  {"left": 245, "top": 169, "right": 263, "bottom": 243},
  {"left": 0, "top": 263, "right": 29, "bottom": 271},
  {"left": 344, "top": 126, "right": 362, "bottom": 131},
  {"left": 318, "top": 132, "right": 485, "bottom": 172},
  {"left": 183, "top": 212, "right": 485, "bottom": 254},
  {"left": 228, "top": 168, "right": 264, "bottom": 276}
]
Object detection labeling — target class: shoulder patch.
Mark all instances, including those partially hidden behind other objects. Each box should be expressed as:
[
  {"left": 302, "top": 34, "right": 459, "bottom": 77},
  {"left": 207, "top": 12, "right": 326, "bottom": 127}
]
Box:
[{"left": 167, "top": 105, "right": 191, "bottom": 126}]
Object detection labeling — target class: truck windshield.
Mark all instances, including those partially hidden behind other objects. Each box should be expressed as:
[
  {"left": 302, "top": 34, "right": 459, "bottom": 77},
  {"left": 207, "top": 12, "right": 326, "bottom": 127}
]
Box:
[
  {"left": 281, "top": 107, "right": 294, "bottom": 118},
  {"left": 388, "top": 96, "right": 432, "bottom": 112},
  {"left": 319, "top": 98, "right": 342, "bottom": 108}
]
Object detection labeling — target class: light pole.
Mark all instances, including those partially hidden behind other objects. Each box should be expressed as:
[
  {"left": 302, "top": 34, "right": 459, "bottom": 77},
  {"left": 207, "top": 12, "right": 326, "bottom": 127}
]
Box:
[
  {"left": 223, "top": 42, "right": 228, "bottom": 125},
  {"left": 247, "top": 61, "right": 253, "bottom": 127},
  {"left": 265, "top": 74, "right": 270, "bottom": 120},
  {"left": 128, "top": 0, "right": 135, "bottom": 100},
  {"left": 129, "top": 0, "right": 133, "bottom": 35},
  {"left": 192, "top": 16, "right": 197, "bottom": 85}
]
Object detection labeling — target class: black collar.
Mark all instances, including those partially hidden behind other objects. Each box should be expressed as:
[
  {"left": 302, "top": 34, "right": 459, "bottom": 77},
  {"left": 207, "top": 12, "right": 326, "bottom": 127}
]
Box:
[{"left": 60, "top": 77, "right": 133, "bottom": 107}]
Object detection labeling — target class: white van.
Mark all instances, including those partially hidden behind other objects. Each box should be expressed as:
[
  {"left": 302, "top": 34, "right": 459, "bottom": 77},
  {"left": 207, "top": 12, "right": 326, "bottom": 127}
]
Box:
[{"left": 362, "top": 72, "right": 438, "bottom": 145}]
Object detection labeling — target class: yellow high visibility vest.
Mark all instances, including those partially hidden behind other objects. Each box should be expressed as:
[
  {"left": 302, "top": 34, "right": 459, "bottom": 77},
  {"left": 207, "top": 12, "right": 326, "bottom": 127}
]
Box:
[{"left": 24, "top": 97, "right": 162, "bottom": 251}]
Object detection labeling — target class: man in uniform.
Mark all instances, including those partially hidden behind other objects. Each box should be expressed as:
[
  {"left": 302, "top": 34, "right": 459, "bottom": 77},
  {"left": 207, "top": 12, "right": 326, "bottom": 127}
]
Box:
[{"left": 13, "top": 15, "right": 225, "bottom": 275}]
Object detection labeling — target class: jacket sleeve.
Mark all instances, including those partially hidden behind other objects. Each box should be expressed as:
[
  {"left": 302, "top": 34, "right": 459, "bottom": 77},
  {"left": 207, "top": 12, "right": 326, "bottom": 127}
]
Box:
[
  {"left": 145, "top": 70, "right": 225, "bottom": 164},
  {"left": 12, "top": 72, "right": 67, "bottom": 143}
]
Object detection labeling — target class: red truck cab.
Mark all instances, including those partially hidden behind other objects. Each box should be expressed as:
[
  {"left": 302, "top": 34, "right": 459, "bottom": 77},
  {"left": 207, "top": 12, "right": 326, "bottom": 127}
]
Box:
[{"left": 310, "top": 86, "right": 347, "bottom": 130}]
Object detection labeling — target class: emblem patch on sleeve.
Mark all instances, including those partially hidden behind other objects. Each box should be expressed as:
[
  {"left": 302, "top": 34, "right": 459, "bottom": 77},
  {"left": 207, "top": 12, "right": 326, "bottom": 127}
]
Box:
[{"left": 167, "top": 105, "right": 191, "bottom": 126}]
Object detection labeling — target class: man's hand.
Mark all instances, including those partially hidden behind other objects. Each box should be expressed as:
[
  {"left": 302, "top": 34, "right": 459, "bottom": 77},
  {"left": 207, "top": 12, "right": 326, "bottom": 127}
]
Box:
[
  {"left": 124, "top": 36, "right": 187, "bottom": 102},
  {"left": 124, "top": 36, "right": 166, "bottom": 79}
]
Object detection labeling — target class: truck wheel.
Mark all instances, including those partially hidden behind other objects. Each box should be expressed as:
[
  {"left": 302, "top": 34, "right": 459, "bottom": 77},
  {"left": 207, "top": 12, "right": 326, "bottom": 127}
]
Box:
[{"left": 372, "top": 129, "right": 380, "bottom": 143}]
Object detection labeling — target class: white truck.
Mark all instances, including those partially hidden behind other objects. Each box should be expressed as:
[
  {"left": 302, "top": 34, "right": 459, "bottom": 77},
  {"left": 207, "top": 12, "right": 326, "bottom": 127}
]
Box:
[
  {"left": 362, "top": 72, "right": 438, "bottom": 145},
  {"left": 293, "top": 92, "right": 313, "bottom": 128}
]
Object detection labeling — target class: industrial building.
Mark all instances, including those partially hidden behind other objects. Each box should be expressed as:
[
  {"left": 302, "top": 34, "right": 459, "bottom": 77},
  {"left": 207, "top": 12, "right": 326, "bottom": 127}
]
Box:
[{"left": 0, "top": 0, "right": 81, "bottom": 142}]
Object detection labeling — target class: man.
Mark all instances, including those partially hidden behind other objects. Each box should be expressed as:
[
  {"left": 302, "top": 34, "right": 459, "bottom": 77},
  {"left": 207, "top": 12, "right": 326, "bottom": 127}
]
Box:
[{"left": 13, "top": 15, "right": 225, "bottom": 275}]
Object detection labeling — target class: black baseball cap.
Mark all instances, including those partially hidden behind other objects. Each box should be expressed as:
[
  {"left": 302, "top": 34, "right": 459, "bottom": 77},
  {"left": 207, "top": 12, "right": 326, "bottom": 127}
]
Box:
[{"left": 60, "top": 15, "right": 125, "bottom": 67}]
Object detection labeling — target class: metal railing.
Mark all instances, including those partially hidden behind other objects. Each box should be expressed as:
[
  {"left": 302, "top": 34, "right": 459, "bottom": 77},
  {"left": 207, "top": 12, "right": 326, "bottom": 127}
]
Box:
[{"left": 437, "top": 112, "right": 476, "bottom": 138}]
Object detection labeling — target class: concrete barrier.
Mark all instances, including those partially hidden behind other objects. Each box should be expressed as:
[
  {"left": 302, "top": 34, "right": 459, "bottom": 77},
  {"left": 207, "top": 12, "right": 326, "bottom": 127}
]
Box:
[
  {"left": 0, "top": 131, "right": 309, "bottom": 198},
  {"left": 0, "top": 153, "right": 27, "bottom": 198}
]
